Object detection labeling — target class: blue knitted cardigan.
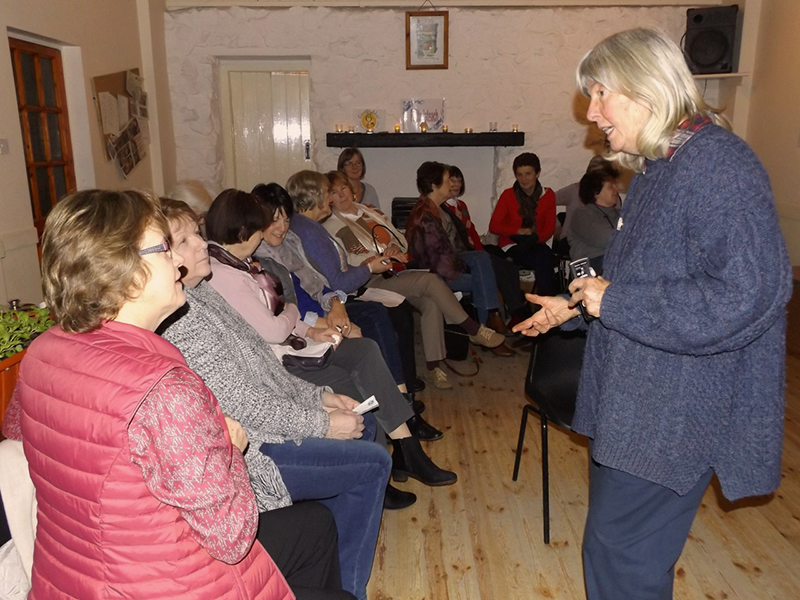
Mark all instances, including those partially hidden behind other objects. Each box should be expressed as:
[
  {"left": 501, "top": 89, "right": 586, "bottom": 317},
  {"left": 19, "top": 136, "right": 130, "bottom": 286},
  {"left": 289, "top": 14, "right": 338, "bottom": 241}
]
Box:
[{"left": 574, "top": 124, "right": 792, "bottom": 501}]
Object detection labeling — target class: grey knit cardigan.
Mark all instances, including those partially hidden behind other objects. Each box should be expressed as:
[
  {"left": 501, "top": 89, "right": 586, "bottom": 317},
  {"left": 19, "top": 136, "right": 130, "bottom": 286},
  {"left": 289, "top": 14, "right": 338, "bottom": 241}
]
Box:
[{"left": 161, "top": 281, "right": 330, "bottom": 511}]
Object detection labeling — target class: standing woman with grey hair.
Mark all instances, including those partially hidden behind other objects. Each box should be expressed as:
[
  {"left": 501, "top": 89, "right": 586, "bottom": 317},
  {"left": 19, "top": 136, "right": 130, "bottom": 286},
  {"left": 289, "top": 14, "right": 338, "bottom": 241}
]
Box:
[{"left": 513, "top": 28, "right": 791, "bottom": 600}]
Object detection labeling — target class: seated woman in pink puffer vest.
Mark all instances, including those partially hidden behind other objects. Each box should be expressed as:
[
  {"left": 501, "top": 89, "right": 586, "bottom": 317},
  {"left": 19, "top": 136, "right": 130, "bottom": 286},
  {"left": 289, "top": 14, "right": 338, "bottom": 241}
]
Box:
[{"left": 1, "top": 190, "right": 300, "bottom": 600}]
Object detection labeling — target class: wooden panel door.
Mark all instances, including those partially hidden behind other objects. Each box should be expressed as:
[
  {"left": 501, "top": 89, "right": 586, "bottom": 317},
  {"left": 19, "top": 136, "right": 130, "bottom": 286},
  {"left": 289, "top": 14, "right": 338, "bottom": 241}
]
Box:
[{"left": 221, "top": 63, "right": 312, "bottom": 191}]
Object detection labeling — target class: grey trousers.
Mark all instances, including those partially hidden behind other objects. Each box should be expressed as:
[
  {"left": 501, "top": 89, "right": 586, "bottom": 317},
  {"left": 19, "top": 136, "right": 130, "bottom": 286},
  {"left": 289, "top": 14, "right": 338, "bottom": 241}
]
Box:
[
  {"left": 367, "top": 271, "right": 467, "bottom": 363},
  {"left": 287, "top": 337, "right": 413, "bottom": 434}
]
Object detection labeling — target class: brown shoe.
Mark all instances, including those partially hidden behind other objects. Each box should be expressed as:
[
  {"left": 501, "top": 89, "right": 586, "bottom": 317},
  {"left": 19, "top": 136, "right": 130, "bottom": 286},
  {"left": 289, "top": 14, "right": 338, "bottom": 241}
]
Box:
[
  {"left": 487, "top": 343, "right": 516, "bottom": 357},
  {"left": 486, "top": 311, "right": 508, "bottom": 335}
]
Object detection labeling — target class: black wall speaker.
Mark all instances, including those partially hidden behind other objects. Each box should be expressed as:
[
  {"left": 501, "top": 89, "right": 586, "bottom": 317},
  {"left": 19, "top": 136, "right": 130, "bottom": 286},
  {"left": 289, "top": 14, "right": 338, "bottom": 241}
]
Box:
[{"left": 684, "top": 5, "right": 740, "bottom": 75}]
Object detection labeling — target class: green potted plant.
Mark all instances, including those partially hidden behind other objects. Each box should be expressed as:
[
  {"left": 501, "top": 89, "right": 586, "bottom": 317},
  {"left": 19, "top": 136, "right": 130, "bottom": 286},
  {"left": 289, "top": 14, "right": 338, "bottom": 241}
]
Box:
[
  {"left": 1, "top": 306, "right": 54, "bottom": 427},
  {"left": 1, "top": 307, "right": 54, "bottom": 360}
]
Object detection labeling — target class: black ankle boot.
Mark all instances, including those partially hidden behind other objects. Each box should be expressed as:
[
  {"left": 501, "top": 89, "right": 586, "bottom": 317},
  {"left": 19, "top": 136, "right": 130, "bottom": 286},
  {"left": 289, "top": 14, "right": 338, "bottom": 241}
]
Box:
[
  {"left": 407, "top": 414, "right": 443, "bottom": 441},
  {"left": 384, "top": 483, "right": 416, "bottom": 510},
  {"left": 403, "top": 391, "right": 426, "bottom": 418},
  {"left": 391, "top": 438, "right": 457, "bottom": 486}
]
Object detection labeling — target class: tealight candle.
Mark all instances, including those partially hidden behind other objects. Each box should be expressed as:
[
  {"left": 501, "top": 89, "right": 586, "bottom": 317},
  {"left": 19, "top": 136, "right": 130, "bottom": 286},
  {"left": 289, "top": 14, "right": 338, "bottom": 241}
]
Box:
[
  {"left": 366, "top": 125, "right": 374, "bottom": 134},
  {"left": 335, "top": 124, "right": 343, "bottom": 133},
  {"left": 420, "top": 122, "right": 428, "bottom": 133},
  {"left": 512, "top": 123, "right": 519, "bottom": 132},
  {"left": 348, "top": 125, "right": 354, "bottom": 133},
  {"left": 394, "top": 124, "right": 401, "bottom": 133},
  {"left": 442, "top": 125, "right": 448, "bottom": 133},
  {"left": 465, "top": 127, "right": 473, "bottom": 134}
]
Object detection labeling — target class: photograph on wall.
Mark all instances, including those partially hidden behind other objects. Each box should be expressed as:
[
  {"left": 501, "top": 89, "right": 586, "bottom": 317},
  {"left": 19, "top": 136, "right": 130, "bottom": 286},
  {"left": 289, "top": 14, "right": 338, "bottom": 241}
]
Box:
[
  {"left": 106, "top": 117, "right": 147, "bottom": 178},
  {"left": 406, "top": 11, "right": 449, "bottom": 70},
  {"left": 401, "top": 98, "right": 445, "bottom": 132}
]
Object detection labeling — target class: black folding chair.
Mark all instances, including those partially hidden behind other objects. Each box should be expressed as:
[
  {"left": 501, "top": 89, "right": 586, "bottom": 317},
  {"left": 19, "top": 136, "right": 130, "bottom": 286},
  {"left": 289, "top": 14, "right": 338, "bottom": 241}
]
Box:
[{"left": 512, "top": 329, "right": 587, "bottom": 543}]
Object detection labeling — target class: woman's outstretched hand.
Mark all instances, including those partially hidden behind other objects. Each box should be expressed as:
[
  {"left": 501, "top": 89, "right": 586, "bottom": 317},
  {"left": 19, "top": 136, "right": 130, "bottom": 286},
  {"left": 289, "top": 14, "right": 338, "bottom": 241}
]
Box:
[{"left": 512, "top": 294, "right": 580, "bottom": 337}]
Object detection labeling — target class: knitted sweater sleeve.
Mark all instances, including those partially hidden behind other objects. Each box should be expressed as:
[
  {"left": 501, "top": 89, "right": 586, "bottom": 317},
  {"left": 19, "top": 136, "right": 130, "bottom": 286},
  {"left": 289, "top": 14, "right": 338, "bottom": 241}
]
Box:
[
  {"left": 600, "top": 135, "right": 792, "bottom": 356},
  {"left": 291, "top": 216, "right": 371, "bottom": 293},
  {"left": 162, "top": 286, "right": 329, "bottom": 442}
]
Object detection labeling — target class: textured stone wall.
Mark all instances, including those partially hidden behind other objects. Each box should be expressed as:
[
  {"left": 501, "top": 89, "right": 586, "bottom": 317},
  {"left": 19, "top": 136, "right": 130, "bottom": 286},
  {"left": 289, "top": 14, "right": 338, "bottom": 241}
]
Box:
[{"left": 165, "top": 5, "right": 684, "bottom": 220}]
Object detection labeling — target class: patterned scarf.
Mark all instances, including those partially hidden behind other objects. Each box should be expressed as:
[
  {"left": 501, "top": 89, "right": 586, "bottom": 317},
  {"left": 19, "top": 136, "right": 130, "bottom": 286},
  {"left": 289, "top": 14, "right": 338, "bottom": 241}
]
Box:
[{"left": 513, "top": 180, "right": 544, "bottom": 229}]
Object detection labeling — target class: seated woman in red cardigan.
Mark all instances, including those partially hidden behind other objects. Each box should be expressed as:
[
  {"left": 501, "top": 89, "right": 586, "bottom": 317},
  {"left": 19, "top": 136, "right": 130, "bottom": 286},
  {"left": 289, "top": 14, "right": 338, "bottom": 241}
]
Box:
[{"left": 489, "top": 152, "right": 556, "bottom": 295}]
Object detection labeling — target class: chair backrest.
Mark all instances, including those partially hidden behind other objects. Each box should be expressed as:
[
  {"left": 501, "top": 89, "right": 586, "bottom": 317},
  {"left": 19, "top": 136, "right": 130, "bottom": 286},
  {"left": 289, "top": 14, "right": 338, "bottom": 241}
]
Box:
[
  {"left": 0, "top": 438, "right": 37, "bottom": 584},
  {"left": 525, "top": 329, "right": 587, "bottom": 429},
  {"left": 391, "top": 197, "right": 418, "bottom": 230}
]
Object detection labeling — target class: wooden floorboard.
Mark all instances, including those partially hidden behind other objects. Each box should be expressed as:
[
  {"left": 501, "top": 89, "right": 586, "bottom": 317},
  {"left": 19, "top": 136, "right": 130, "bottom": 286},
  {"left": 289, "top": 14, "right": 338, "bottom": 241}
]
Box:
[{"left": 368, "top": 283, "right": 800, "bottom": 599}]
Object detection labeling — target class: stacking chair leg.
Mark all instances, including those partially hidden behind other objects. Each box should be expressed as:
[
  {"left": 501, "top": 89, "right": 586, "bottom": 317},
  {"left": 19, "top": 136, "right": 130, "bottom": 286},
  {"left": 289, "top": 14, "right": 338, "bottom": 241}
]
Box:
[
  {"left": 512, "top": 403, "right": 552, "bottom": 544},
  {"left": 541, "top": 415, "right": 550, "bottom": 545},
  {"left": 512, "top": 404, "right": 536, "bottom": 481}
]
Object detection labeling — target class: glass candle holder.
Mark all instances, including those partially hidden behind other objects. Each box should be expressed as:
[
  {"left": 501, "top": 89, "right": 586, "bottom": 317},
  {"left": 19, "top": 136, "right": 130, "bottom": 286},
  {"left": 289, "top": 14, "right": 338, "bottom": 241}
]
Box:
[
  {"left": 465, "top": 127, "right": 473, "bottom": 134},
  {"left": 442, "top": 125, "right": 448, "bottom": 133},
  {"left": 366, "top": 125, "right": 374, "bottom": 134},
  {"left": 420, "top": 122, "right": 428, "bottom": 133},
  {"left": 335, "top": 124, "right": 343, "bottom": 133},
  {"left": 348, "top": 125, "right": 354, "bottom": 133},
  {"left": 394, "top": 124, "right": 401, "bottom": 133},
  {"left": 512, "top": 123, "right": 519, "bottom": 132}
]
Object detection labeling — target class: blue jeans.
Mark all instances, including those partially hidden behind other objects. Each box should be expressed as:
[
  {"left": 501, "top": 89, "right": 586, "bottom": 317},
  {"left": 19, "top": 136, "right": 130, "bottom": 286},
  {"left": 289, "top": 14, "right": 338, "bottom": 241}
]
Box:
[
  {"left": 260, "top": 415, "right": 390, "bottom": 600},
  {"left": 446, "top": 250, "right": 500, "bottom": 324}
]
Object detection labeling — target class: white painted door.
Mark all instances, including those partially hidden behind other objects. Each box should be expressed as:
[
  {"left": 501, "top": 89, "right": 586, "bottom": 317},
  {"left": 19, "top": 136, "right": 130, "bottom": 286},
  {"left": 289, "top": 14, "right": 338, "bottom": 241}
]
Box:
[{"left": 221, "top": 61, "right": 312, "bottom": 191}]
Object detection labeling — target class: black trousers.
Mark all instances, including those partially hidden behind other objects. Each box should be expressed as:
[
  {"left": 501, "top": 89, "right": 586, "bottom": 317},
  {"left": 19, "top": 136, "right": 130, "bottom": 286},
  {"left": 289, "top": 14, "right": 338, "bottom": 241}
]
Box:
[
  {"left": 506, "top": 240, "right": 556, "bottom": 296},
  {"left": 258, "top": 501, "right": 356, "bottom": 600}
]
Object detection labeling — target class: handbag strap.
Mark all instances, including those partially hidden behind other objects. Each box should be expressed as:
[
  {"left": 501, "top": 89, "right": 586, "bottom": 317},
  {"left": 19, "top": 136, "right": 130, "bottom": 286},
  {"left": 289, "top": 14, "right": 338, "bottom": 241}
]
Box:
[{"left": 442, "top": 343, "right": 482, "bottom": 378}]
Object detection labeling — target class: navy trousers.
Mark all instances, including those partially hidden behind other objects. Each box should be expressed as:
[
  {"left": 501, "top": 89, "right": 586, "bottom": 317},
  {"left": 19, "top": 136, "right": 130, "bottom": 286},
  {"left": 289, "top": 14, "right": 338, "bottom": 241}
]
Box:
[{"left": 583, "top": 459, "right": 714, "bottom": 600}]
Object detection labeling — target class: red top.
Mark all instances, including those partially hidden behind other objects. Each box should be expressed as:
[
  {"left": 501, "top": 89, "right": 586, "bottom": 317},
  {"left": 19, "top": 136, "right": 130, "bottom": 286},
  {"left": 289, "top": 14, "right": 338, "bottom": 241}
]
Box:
[{"left": 489, "top": 186, "right": 557, "bottom": 248}]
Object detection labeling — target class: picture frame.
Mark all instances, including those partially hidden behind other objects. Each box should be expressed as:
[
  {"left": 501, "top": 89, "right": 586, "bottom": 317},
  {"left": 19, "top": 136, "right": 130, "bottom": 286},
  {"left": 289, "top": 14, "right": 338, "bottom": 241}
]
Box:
[{"left": 405, "top": 11, "right": 449, "bottom": 70}]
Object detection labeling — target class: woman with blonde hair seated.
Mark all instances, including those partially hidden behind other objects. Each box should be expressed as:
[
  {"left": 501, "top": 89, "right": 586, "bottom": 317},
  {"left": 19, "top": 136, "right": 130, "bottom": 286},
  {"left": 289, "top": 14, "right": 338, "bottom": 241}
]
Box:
[
  {"left": 2, "top": 189, "right": 293, "bottom": 600},
  {"left": 289, "top": 170, "right": 506, "bottom": 390}
]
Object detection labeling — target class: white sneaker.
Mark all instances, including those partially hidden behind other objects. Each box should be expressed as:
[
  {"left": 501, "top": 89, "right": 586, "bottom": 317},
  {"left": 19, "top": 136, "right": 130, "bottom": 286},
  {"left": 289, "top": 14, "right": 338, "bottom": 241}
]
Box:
[
  {"left": 426, "top": 367, "right": 453, "bottom": 390},
  {"left": 469, "top": 325, "right": 504, "bottom": 349}
]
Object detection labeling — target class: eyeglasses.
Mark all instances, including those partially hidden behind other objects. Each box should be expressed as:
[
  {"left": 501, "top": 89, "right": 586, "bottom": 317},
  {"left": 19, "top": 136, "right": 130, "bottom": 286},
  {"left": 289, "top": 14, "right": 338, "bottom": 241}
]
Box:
[
  {"left": 139, "top": 239, "right": 172, "bottom": 257},
  {"left": 344, "top": 160, "right": 363, "bottom": 168}
]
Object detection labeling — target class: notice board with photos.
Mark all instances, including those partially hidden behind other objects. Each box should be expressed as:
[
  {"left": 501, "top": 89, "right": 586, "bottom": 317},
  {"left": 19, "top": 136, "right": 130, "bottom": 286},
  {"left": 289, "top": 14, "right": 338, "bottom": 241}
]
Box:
[{"left": 91, "top": 68, "right": 150, "bottom": 178}]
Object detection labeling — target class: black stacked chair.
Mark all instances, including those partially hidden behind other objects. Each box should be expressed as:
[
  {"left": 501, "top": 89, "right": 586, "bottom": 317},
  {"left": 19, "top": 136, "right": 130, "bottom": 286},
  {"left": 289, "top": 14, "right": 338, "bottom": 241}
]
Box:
[
  {"left": 390, "top": 197, "right": 418, "bottom": 231},
  {"left": 512, "top": 328, "right": 587, "bottom": 543}
]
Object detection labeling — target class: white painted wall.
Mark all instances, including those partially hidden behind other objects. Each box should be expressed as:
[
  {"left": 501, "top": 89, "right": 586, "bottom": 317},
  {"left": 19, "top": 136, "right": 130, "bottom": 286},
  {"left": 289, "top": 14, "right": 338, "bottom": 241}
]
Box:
[
  {"left": 164, "top": 5, "right": 686, "bottom": 233},
  {"left": 748, "top": 0, "right": 800, "bottom": 266},
  {"left": 0, "top": 0, "right": 175, "bottom": 304}
]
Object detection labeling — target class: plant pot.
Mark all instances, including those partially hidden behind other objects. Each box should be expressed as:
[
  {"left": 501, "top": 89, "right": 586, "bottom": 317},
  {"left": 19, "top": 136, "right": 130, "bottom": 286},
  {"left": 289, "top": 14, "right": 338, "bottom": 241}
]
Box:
[{"left": 1, "top": 349, "right": 26, "bottom": 432}]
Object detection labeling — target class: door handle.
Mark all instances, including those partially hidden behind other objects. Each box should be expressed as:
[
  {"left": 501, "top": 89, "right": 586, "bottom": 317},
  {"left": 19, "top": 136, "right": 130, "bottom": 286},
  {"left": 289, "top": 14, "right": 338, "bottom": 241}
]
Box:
[{"left": 304, "top": 140, "right": 310, "bottom": 160}]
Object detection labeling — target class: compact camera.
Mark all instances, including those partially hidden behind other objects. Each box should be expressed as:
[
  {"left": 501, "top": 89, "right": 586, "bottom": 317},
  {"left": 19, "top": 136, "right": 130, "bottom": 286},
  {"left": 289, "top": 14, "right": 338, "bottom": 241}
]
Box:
[{"left": 568, "top": 257, "right": 597, "bottom": 321}]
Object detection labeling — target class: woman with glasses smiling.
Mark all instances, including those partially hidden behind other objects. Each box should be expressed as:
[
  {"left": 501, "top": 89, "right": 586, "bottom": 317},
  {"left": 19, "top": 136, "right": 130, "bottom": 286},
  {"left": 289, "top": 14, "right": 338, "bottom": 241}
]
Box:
[
  {"left": 337, "top": 147, "right": 379, "bottom": 208},
  {"left": 2, "top": 189, "right": 293, "bottom": 599}
]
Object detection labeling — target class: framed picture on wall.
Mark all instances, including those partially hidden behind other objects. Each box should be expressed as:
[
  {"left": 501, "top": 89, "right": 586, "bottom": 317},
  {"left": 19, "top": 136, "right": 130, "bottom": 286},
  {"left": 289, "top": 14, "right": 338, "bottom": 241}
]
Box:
[{"left": 405, "top": 11, "right": 449, "bottom": 70}]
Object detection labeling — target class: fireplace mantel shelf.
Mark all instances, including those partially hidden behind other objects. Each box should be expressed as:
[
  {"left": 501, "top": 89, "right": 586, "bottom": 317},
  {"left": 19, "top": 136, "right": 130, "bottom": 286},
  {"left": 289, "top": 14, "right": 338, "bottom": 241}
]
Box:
[{"left": 326, "top": 131, "right": 524, "bottom": 148}]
